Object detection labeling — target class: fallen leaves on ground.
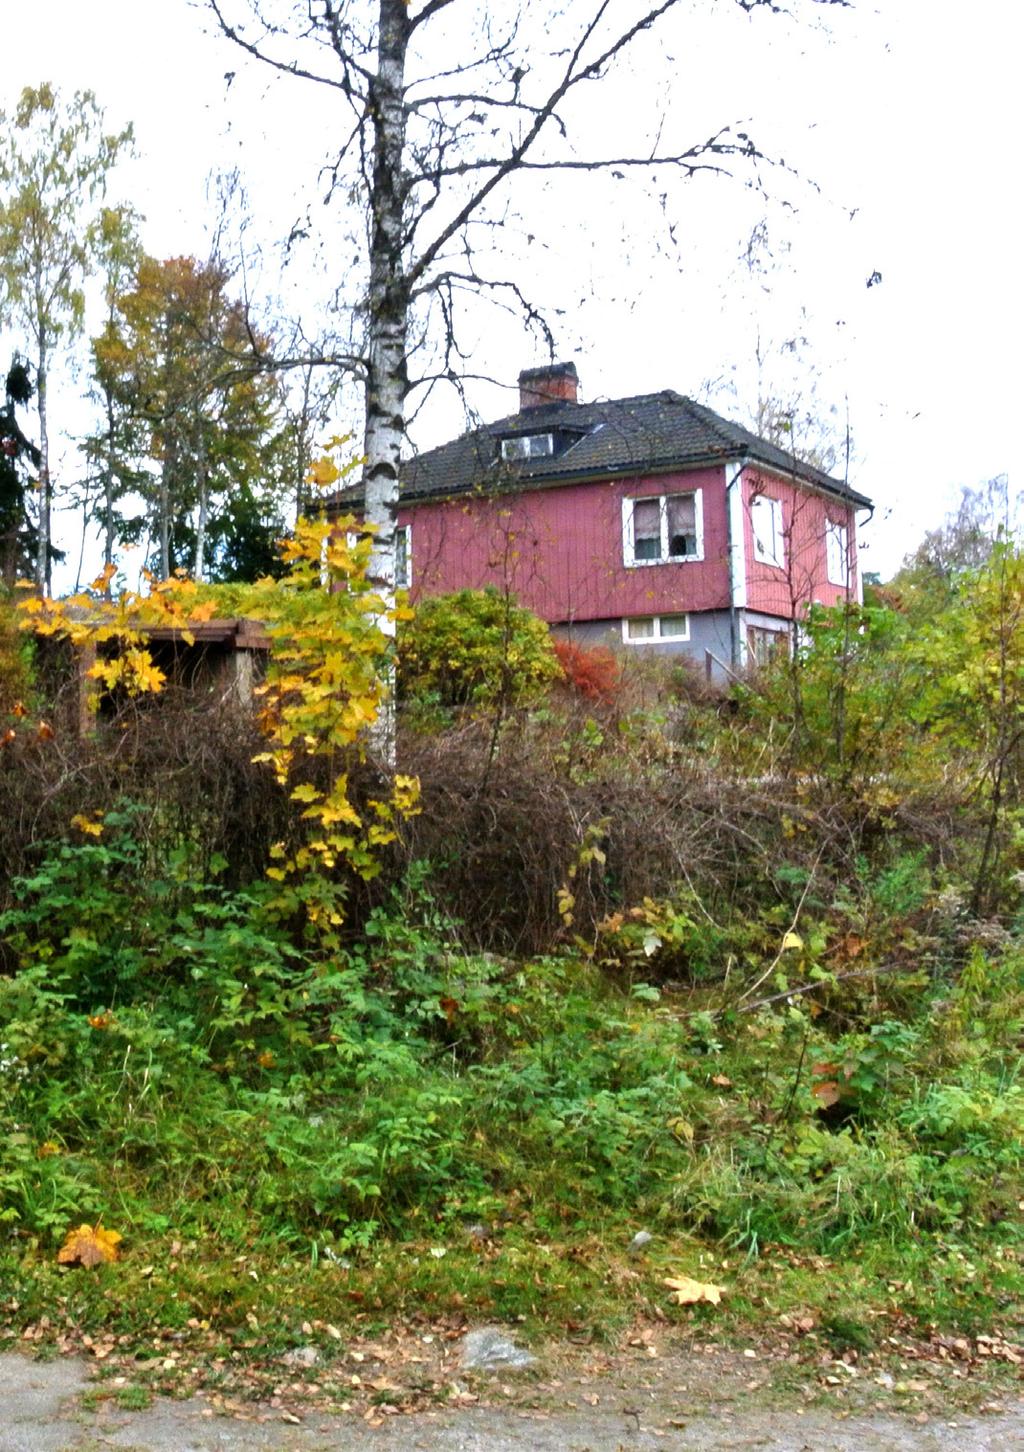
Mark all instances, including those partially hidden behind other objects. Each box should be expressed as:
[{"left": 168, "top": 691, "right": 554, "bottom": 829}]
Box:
[
  {"left": 57, "top": 1223, "right": 123, "bottom": 1268},
  {"left": 663, "top": 1275, "right": 725, "bottom": 1306}
]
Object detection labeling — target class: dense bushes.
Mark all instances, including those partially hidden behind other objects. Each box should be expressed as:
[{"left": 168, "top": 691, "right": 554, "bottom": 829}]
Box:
[
  {"left": 397, "top": 587, "right": 562, "bottom": 712},
  {"left": 0, "top": 691, "right": 289, "bottom": 915},
  {"left": 4, "top": 547, "right": 1024, "bottom": 1340},
  {"left": 552, "top": 638, "right": 621, "bottom": 705},
  {"left": 4, "top": 810, "right": 1024, "bottom": 1269}
]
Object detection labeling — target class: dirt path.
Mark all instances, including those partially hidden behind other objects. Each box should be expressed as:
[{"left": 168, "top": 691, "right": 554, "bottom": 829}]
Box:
[{"left": 4, "top": 1349, "right": 1023, "bottom": 1452}]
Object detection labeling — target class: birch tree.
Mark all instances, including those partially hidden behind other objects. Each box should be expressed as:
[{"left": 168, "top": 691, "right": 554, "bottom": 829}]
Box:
[
  {"left": 208, "top": 0, "right": 847, "bottom": 607},
  {"left": 0, "top": 85, "right": 132, "bottom": 591}
]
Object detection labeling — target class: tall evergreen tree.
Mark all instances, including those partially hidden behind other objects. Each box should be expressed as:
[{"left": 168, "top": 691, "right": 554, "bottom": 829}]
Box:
[{"left": 0, "top": 358, "right": 42, "bottom": 587}]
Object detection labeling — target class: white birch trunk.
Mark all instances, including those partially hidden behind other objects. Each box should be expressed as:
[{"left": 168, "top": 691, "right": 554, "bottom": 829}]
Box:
[
  {"left": 361, "top": 0, "right": 412, "bottom": 766},
  {"left": 295, "top": 366, "right": 313, "bottom": 526}
]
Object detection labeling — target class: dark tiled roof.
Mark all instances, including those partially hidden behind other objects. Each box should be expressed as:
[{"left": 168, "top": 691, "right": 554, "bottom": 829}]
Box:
[{"left": 337, "top": 391, "right": 872, "bottom": 509}]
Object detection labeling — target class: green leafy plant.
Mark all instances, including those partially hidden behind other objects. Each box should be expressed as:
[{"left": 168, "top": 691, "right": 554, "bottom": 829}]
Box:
[{"left": 398, "top": 587, "right": 561, "bottom": 713}]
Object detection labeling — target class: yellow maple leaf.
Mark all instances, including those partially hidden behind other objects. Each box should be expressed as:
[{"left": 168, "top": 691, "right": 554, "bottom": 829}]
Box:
[
  {"left": 307, "top": 456, "right": 341, "bottom": 488},
  {"left": 89, "top": 562, "right": 117, "bottom": 593},
  {"left": 57, "top": 1223, "right": 123, "bottom": 1268},
  {"left": 70, "top": 814, "right": 104, "bottom": 838},
  {"left": 663, "top": 1275, "right": 726, "bottom": 1306}
]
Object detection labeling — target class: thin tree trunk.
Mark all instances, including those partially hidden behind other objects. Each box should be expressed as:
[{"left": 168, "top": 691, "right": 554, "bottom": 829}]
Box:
[
  {"left": 35, "top": 335, "right": 50, "bottom": 593},
  {"left": 159, "top": 440, "right": 173, "bottom": 578},
  {"left": 194, "top": 418, "right": 208, "bottom": 581},
  {"left": 295, "top": 365, "right": 313, "bottom": 525},
  {"left": 73, "top": 491, "right": 89, "bottom": 592},
  {"left": 103, "top": 388, "right": 116, "bottom": 582}
]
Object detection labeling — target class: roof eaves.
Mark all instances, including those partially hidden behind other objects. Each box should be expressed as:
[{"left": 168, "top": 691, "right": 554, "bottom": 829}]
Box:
[{"left": 740, "top": 449, "right": 872, "bottom": 508}]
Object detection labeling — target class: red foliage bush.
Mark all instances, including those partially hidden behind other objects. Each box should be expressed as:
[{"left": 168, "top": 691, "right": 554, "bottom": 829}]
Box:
[{"left": 552, "top": 638, "right": 621, "bottom": 705}]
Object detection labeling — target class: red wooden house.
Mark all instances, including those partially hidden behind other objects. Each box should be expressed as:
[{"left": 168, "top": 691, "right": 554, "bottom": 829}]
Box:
[{"left": 342, "top": 362, "right": 872, "bottom": 676}]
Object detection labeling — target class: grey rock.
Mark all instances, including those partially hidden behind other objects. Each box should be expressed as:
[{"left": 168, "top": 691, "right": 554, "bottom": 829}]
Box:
[
  {"left": 281, "top": 1345, "right": 321, "bottom": 1368},
  {"left": 628, "top": 1229, "right": 653, "bottom": 1253},
  {"left": 459, "top": 1326, "right": 536, "bottom": 1372}
]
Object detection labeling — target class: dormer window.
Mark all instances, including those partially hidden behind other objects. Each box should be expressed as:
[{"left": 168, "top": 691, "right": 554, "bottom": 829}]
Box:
[{"left": 501, "top": 432, "right": 554, "bottom": 462}]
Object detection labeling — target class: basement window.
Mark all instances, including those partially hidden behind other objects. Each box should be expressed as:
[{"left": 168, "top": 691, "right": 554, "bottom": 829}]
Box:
[
  {"left": 501, "top": 433, "right": 554, "bottom": 462},
  {"left": 622, "top": 491, "right": 702, "bottom": 566},
  {"left": 623, "top": 614, "right": 690, "bottom": 644},
  {"left": 747, "top": 625, "right": 789, "bottom": 667}
]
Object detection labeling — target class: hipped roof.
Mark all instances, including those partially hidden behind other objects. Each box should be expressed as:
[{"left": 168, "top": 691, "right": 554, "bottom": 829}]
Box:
[{"left": 334, "top": 390, "right": 872, "bottom": 510}]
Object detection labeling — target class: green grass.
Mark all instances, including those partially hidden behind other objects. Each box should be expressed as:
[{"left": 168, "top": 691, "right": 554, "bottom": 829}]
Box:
[{"left": 3, "top": 830, "right": 1024, "bottom": 1368}]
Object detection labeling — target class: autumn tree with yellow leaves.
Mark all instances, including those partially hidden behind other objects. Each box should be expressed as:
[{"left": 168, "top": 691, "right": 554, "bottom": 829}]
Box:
[
  {"left": 18, "top": 452, "right": 417, "bottom": 944},
  {"left": 92, "top": 252, "right": 291, "bottom": 582}
]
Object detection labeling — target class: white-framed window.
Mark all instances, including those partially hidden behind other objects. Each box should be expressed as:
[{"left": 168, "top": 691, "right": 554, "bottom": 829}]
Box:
[
  {"left": 825, "top": 518, "right": 850, "bottom": 588},
  {"left": 345, "top": 523, "right": 411, "bottom": 589},
  {"left": 395, "top": 523, "right": 411, "bottom": 589},
  {"left": 751, "top": 495, "right": 785, "bottom": 569},
  {"left": 622, "top": 613, "right": 690, "bottom": 644},
  {"left": 622, "top": 491, "right": 703, "bottom": 566},
  {"left": 501, "top": 432, "right": 554, "bottom": 462}
]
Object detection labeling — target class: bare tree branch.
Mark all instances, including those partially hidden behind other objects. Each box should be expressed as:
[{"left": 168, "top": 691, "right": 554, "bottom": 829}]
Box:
[
  {"left": 410, "top": 0, "right": 458, "bottom": 32},
  {"left": 208, "top": 0, "right": 359, "bottom": 93},
  {"left": 409, "top": 0, "right": 683, "bottom": 289}
]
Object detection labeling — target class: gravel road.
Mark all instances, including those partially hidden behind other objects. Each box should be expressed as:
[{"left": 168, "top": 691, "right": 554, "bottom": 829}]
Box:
[{"left": 3, "top": 1350, "right": 1023, "bottom": 1452}]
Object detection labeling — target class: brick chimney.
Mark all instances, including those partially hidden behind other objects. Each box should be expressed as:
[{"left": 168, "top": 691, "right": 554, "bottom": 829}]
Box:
[{"left": 518, "top": 361, "right": 579, "bottom": 411}]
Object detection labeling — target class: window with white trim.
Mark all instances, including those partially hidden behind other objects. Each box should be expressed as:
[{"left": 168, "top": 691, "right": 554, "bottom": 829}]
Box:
[
  {"left": 751, "top": 495, "right": 785, "bottom": 568},
  {"left": 395, "top": 523, "right": 410, "bottom": 589},
  {"left": 622, "top": 491, "right": 702, "bottom": 566},
  {"left": 501, "top": 432, "right": 554, "bottom": 462},
  {"left": 825, "top": 519, "right": 849, "bottom": 588},
  {"left": 622, "top": 613, "right": 690, "bottom": 644}
]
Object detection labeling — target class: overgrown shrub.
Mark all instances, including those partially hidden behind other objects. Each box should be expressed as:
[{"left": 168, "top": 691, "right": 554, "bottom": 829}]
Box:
[
  {"left": 5, "top": 816, "right": 1023, "bottom": 1268},
  {"left": 0, "top": 590, "right": 33, "bottom": 718},
  {"left": 398, "top": 587, "right": 561, "bottom": 713},
  {"left": 552, "top": 638, "right": 621, "bottom": 705},
  {"left": 393, "top": 711, "right": 967, "bottom": 958},
  {"left": 6, "top": 530, "right": 1024, "bottom": 1324},
  {"left": 0, "top": 692, "right": 290, "bottom": 920}
]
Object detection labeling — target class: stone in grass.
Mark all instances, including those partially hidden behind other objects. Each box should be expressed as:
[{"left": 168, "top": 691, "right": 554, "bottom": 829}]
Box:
[
  {"left": 282, "top": 1345, "right": 321, "bottom": 1369},
  {"left": 460, "top": 1326, "right": 536, "bottom": 1372}
]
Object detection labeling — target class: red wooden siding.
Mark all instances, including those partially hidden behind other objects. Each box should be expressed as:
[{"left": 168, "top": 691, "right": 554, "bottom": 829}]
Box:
[
  {"left": 402, "top": 467, "right": 731, "bottom": 623},
  {"left": 395, "top": 462, "right": 861, "bottom": 627},
  {"left": 741, "top": 467, "right": 859, "bottom": 616}
]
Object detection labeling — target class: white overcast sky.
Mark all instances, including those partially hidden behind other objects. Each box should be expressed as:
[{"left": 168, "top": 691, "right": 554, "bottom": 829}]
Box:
[{"left": 0, "top": 0, "right": 1018, "bottom": 584}]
